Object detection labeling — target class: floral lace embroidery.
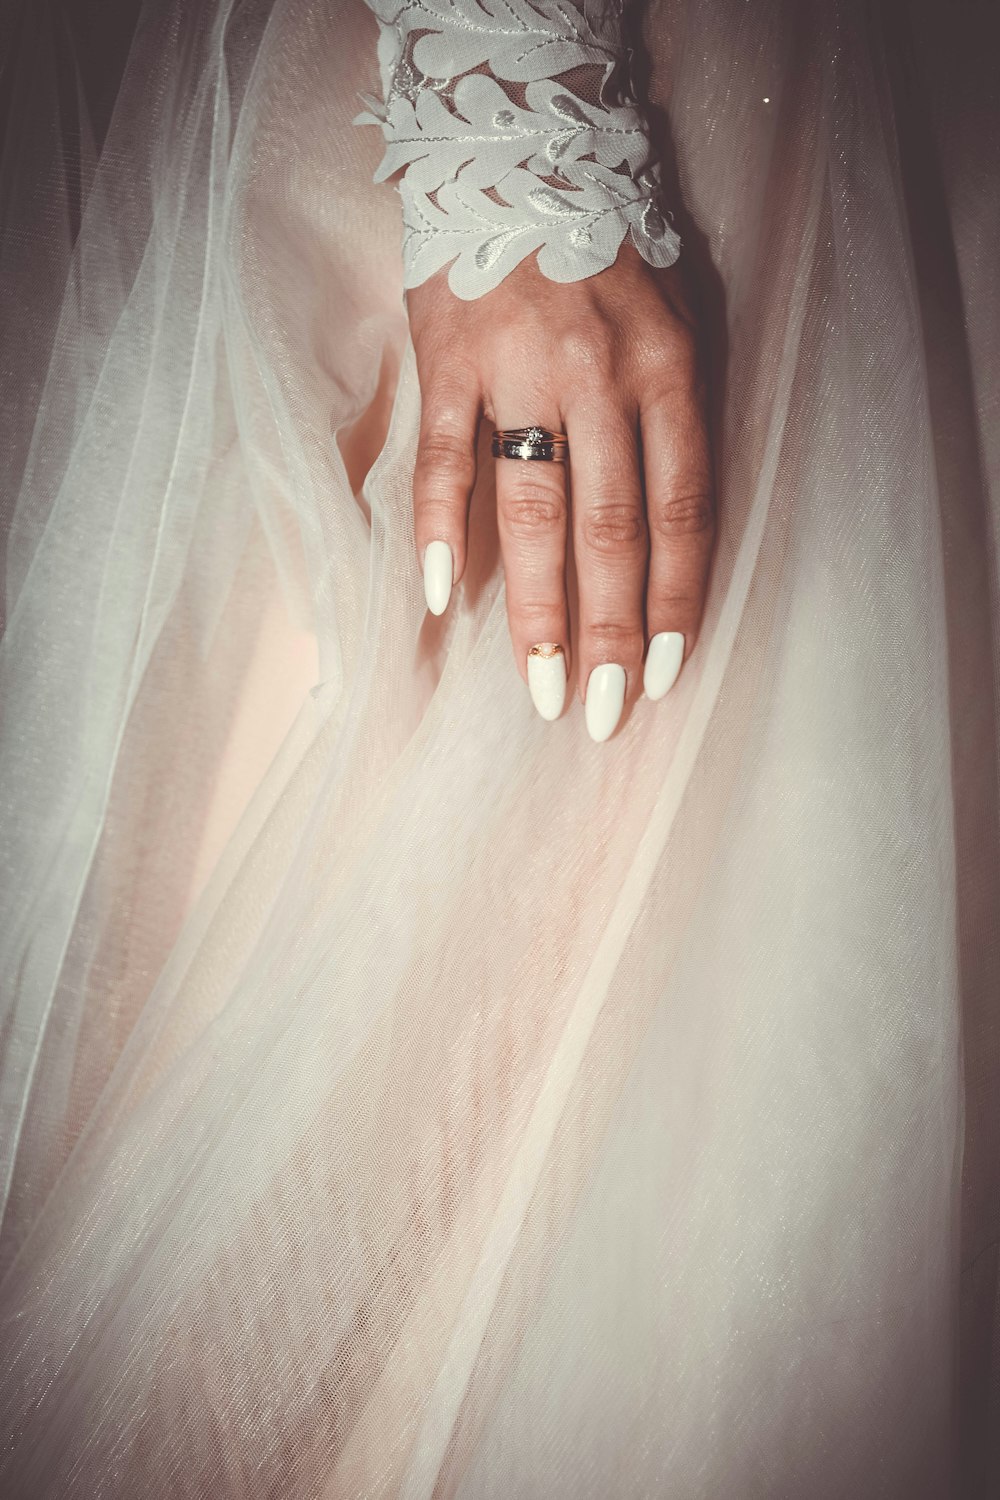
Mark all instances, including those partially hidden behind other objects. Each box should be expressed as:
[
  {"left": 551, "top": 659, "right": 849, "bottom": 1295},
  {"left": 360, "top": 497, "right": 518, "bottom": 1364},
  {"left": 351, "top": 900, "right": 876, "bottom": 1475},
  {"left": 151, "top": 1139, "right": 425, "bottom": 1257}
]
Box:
[{"left": 356, "top": 0, "right": 680, "bottom": 298}]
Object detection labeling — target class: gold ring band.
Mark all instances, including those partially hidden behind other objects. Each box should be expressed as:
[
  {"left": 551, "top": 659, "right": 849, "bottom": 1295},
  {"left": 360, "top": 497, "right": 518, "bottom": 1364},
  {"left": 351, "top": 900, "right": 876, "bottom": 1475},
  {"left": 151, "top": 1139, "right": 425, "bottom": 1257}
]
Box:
[{"left": 491, "top": 426, "right": 568, "bottom": 462}]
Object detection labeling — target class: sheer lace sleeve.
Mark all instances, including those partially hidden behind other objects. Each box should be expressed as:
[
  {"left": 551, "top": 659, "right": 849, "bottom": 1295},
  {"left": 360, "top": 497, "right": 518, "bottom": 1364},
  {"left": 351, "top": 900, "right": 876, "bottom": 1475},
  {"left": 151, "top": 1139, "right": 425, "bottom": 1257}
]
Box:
[{"left": 355, "top": 0, "right": 680, "bottom": 299}]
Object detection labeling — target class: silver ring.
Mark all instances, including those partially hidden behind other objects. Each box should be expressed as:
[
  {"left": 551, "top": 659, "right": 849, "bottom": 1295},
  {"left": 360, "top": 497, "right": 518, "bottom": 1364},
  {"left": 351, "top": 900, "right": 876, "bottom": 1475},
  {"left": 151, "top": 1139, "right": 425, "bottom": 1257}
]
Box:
[{"left": 491, "top": 426, "right": 569, "bottom": 462}]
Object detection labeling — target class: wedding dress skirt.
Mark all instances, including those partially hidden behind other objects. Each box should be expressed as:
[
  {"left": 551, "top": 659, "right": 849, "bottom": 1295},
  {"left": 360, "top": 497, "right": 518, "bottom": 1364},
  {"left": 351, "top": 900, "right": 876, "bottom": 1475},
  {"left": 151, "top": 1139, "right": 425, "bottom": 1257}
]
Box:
[{"left": 1, "top": 1, "right": 997, "bottom": 1495}]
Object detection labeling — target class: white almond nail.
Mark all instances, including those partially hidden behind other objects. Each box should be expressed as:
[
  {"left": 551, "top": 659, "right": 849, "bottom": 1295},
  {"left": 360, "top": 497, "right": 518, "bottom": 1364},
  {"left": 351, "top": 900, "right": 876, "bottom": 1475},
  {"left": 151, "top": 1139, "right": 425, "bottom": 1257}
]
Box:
[
  {"left": 585, "top": 662, "right": 626, "bottom": 742},
  {"left": 423, "top": 540, "right": 453, "bottom": 615},
  {"left": 643, "top": 631, "right": 685, "bottom": 700},
  {"left": 526, "top": 645, "right": 566, "bottom": 721}
]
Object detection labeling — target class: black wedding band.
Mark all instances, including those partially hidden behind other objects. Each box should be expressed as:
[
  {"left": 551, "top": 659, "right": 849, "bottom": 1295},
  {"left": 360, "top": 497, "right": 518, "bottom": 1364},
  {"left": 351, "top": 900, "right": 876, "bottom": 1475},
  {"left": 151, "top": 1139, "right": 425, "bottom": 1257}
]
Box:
[{"left": 491, "top": 426, "right": 569, "bottom": 462}]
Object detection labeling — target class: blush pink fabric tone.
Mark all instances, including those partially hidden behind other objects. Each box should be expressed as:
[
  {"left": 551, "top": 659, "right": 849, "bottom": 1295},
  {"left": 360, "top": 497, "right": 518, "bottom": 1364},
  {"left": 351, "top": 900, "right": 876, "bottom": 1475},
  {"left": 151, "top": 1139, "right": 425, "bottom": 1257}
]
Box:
[{"left": 0, "top": 1, "right": 997, "bottom": 1495}]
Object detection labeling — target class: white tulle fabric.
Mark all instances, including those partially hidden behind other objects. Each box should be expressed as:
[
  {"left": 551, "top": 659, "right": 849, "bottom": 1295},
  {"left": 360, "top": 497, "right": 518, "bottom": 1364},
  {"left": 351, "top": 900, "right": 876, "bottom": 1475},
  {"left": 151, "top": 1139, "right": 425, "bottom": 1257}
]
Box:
[
  {"left": 354, "top": 0, "right": 680, "bottom": 296},
  {"left": 0, "top": 0, "right": 998, "bottom": 1496}
]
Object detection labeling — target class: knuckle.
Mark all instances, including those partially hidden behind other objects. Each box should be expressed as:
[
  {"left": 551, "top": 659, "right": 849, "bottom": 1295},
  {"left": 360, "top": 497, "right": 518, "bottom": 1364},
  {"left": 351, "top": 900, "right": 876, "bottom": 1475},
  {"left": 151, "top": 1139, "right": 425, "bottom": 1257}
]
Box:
[
  {"left": 671, "top": 320, "right": 700, "bottom": 367},
  {"left": 415, "top": 429, "right": 476, "bottom": 491},
  {"left": 515, "top": 598, "right": 565, "bottom": 630},
  {"left": 586, "top": 619, "right": 646, "bottom": 658},
  {"left": 647, "top": 585, "right": 701, "bottom": 618},
  {"left": 581, "top": 502, "right": 647, "bottom": 554},
  {"left": 650, "top": 491, "right": 716, "bottom": 541},
  {"left": 501, "top": 484, "right": 566, "bottom": 539},
  {"left": 642, "top": 325, "right": 701, "bottom": 392},
  {"left": 556, "top": 323, "right": 617, "bottom": 376}
]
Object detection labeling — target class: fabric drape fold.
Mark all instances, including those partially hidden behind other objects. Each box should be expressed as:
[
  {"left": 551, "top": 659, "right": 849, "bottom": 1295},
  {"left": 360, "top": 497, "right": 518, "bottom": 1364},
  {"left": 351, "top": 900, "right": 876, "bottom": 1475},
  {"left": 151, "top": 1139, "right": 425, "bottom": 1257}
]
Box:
[{"left": 0, "top": 1, "right": 996, "bottom": 1495}]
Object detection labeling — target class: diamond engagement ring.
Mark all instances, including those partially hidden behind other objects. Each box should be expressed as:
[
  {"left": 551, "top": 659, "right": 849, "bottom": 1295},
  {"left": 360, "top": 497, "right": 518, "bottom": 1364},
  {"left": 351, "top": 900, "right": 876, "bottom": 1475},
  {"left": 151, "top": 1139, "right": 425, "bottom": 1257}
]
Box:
[{"left": 491, "top": 427, "right": 569, "bottom": 462}]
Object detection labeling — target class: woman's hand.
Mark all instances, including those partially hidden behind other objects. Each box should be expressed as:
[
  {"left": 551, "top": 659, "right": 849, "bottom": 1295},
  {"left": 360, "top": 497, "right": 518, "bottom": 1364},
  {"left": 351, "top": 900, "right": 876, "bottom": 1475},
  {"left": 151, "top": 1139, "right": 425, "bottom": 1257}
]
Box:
[{"left": 406, "top": 241, "right": 715, "bottom": 741}]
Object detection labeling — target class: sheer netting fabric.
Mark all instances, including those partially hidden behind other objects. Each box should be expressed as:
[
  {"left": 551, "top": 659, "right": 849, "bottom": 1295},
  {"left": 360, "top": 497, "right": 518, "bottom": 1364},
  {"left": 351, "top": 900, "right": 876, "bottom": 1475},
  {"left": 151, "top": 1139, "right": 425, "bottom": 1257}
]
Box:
[
  {"left": 0, "top": 0, "right": 998, "bottom": 1496},
  {"left": 354, "top": 0, "right": 681, "bottom": 296}
]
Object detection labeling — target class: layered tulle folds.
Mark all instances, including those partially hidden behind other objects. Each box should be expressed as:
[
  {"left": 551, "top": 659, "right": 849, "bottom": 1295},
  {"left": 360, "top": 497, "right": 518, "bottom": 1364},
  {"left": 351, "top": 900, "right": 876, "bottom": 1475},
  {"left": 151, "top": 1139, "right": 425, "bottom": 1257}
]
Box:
[{"left": 1, "top": 1, "right": 998, "bottom": 1495}]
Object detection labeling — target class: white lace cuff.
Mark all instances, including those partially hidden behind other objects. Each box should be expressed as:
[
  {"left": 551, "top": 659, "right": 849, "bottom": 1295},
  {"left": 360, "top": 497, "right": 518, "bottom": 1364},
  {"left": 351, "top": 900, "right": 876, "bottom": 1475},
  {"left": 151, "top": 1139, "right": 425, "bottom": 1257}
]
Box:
[{"left": 355, "top": 0, "right": 681, "bottom": 300}]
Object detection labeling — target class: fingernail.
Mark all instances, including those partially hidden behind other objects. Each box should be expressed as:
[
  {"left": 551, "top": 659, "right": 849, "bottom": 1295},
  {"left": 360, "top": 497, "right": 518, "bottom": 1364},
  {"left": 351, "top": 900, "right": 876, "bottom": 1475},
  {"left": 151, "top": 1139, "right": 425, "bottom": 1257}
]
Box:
[
  {"left": 526, "top": 644, "right": 566, "bottom": 721},
  {"left": 584, "top": 662, "right": 626, "bottom": 742},
  {"left": 423, "top": 540, "right": 453, "bottom": 615},
  {"left": 643, "top": 632, "right": 685, "bottom": 700}
]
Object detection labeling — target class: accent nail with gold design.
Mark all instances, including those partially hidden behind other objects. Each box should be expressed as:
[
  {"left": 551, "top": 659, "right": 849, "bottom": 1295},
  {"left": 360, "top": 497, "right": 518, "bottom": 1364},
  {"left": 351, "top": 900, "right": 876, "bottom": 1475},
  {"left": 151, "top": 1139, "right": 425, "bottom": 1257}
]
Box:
[{"left": 526, "top": 643, "right": 566, "bottom": 721}]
